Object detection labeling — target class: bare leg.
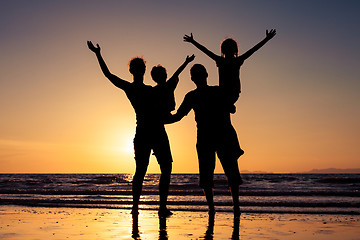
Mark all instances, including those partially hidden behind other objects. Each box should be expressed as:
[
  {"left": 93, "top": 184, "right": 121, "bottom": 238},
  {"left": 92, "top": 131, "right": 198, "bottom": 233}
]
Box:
[
  {"left": 158, "top": 162, "right": 172, "bottom": 217},
  {"left": 203, "top": 187, "right": 215, "bottom": 214},
  {"left": 230, "top": 184, "right": 240, "bottom": 217},
  {"left": 132, "top": 166, "right": 147, "bottom": 215},
  {"left": 220, "top": 153, "right": 241, "bottom": 217}
]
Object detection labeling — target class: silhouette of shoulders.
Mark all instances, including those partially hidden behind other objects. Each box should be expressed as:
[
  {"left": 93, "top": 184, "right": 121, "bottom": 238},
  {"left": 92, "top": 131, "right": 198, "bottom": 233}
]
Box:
[
  {"left": 178, "top": 86, "right": 230, "bottom": 129},
  {"left": 124, "top": 82, "right": 160, "bottom": 127}
]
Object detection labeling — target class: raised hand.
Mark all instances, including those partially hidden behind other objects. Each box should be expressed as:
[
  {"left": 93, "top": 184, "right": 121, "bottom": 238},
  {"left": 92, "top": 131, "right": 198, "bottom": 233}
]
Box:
[
  {"left": 266, "top": 29, "right": 276, "bottom": 39},
  {"left": 87, "top": 41, "right": 101, "bottom": 54},
  {"left": 183, "top": 33, "right": 194, "bottom": 43},
  {"left": 186, "top": 54, "right": 195, "bottom": 63}
]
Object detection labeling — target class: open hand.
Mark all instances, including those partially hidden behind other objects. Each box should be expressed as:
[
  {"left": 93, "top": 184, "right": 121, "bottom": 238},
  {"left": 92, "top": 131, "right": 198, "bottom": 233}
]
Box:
[
  {"left": 266, "top": 29, "right": 276, "bottom": 39},
  {"left": 186, "top": 54, "right": 195, "bottom": 63},
  {"left": 183, "top": 33, "right": 194, "bottom": 43},
  {"left": 87, "top": 41, "right": 101, "bottom": 54}
]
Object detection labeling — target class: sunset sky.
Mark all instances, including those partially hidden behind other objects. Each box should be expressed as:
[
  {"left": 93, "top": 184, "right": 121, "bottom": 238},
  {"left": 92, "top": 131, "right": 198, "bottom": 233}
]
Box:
[{"left": 1, "top": 0, "right": 359, "bottom": 173}]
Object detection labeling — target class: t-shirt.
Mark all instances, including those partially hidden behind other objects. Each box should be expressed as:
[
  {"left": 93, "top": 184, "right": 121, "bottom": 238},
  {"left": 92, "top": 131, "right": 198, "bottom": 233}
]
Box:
[
  {"left": 153, "top": 75, "right": 178, "bottom": 120},
  {"left": 123, "top": 82, "right": 161, "bottom": 127},
  {"left": 215, "top": 56, "right": 245, "bottom": 94},
  {"left": 176, "top": 86, "right": 231, "bottom": 131}
]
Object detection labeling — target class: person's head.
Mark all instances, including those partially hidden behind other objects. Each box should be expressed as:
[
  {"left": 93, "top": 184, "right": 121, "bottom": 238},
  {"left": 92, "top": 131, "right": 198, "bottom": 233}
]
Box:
[
  {"left": 129, "top": 57, "right": 146, "bottom": 77},
  {"left": 151, "top": 65, "right": 167, "bottom": 84},
  {"left": 190, "top": 64, "right": 208, "bottom": 87},
  {"left": 221, "top": 38, "right": 238, "bottom": 58}
]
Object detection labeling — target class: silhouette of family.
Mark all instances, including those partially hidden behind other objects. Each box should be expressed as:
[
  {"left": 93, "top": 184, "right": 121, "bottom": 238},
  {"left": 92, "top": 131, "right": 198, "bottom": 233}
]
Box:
[{"left": 87, "top": 29, "right": 276, "bottom": 218}]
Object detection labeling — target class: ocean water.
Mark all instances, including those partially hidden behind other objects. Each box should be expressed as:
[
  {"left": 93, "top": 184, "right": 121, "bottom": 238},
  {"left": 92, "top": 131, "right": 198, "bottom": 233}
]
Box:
[{"left": 0, "top": 173, "right": 359, "bottom": 215}]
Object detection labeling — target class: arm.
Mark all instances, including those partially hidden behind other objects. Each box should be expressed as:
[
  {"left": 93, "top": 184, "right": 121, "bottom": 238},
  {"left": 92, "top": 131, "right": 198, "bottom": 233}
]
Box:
[
  {"left": 184, "top": 33, "right": 219, "bottom": 61},
  {"left": 167, "top": 54, "right": 195, "bottom": 89},
  {"left": 241, "top": 29, "right": 276, "bottom": 60},
  {"left": 164, "top": 112, "right": 184, "bottom": 124},
  {"left": 87, "top": 41, "right": 130, "bottom": 90},
  {"left": 164, "top": 93, "right": 193, "bottom": 124}
]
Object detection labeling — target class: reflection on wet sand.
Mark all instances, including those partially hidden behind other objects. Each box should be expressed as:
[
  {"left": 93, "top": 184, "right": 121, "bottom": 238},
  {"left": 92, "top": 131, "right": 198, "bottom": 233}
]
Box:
[
  {"left": 201, "top": 213, "right": 240, "bottom": 239},
  {"left": 232, "top": 217, "right": 240, "bottom": 240},
  {"left": 132, "top": 214, "right": 140, "bottom": 240},
  {"left": 159, "top": 216, "right": 168, "bottom": 240},
  {"left": 132, "top": 213, "right": 169, "bottom": 240},
  {"left": 203, "top": 214, "right": 215, "bottom": 239}
]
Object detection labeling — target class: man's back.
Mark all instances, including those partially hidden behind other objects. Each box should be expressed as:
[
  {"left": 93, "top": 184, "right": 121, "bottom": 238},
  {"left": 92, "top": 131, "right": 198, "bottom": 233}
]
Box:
[
  {"left": 179, "top": 86, "right": 231, "bottom": 131},
  {"left": 124, "top": 83, "right": 161, "bottom": 127}
]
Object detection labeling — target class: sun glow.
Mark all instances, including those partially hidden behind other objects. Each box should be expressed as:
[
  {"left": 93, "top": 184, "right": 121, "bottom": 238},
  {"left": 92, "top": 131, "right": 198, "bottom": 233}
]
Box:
[
  {"left": 1, "top": 1, "right": 360, "bottom": 174},
  {"left": 106, "top": 129, "right": 135, "bottom": 155},
  {"left": 122, "top": 138, "right": 135, "bottom": 154}
]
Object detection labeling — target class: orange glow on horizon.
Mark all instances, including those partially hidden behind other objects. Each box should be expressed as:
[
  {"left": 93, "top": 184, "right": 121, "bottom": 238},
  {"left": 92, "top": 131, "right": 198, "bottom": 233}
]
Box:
[{"left": 1, "top": 1, "right": 359, "bottom": 173}]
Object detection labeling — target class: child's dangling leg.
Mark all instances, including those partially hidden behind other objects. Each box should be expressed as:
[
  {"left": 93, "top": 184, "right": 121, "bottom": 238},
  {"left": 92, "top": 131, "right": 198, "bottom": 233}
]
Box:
[{"left": 229, "top": 91, "right": 240, "bottom": 114}]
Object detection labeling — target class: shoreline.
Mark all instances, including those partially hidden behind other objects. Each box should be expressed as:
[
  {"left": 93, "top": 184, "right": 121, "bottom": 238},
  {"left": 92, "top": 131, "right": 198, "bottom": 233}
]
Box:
[
  {"left": 1, "top": 205, "right": 360, "bottom": 239},
  {"left": 1, "top": 203, "right": 359, "bottom": 216}
]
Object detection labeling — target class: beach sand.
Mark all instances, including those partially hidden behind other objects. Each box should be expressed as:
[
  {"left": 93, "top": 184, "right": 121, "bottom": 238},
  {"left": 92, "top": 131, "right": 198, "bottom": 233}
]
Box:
[{"left": 0, "top": 205, "right": 359, "bottom": 239}]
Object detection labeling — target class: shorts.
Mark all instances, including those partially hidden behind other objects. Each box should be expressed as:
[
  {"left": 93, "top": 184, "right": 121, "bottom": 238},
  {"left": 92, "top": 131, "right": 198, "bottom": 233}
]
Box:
[
  {"left": 196, "top": 125, "right": 242, "bottom": 188},
  {"left": 133, "top": 125, "right": 173, "bottom": 171}
]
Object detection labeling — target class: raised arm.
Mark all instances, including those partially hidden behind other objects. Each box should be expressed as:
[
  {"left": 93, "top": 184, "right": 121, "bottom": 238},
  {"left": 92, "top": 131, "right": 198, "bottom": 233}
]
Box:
[
  {"left": 241, "top": 29, "right": 276, "bottom": 60},
  {"left": 167, "top": 54, "right": 195, "bottom": 89},
  {"left": 87, "top": 41, "right": 130, "bottom": 90},
  {"left": 184, "top": 33, "right": 219, "bottom": 61}
]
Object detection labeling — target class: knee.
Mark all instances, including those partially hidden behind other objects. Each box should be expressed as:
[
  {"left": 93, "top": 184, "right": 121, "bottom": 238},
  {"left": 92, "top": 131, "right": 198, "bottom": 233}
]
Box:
[
  {"left": 160, "top": 171, "right": 171, "bottom": 182},
  {"left": 160, "top": 163, "right": 172, "bottom": 175},
  {"left": 134, "top": 167, "right": 147, "bottom": 179}
]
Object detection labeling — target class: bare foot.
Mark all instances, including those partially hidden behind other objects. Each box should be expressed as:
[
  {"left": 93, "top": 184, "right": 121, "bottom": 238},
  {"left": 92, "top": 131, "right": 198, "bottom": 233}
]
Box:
[{"left": 158, "top": 208, "right": 173, "bottom": 218}]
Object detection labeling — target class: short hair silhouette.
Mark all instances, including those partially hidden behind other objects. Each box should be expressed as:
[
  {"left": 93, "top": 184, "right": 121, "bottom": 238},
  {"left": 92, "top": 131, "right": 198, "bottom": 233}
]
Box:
[
  {"left": 129, "top": 57, "right": 146, "bottom": 75},
  {"left": 190, "top": 64, "right": 208, "bottom": 79},
  {"left": 87, "top": 41, "right": 176, "bottom": 217},
  {"left": 221, "top": 38, "right": 238, "bottom": 57},
  {"left": 151, "top": 65, "right": 167, "bottom": 84}
]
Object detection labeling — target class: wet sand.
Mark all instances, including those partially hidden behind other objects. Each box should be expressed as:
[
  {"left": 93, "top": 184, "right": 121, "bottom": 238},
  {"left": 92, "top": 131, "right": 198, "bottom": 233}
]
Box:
[{"left": 0, "top": 205, "right": 359, "bottom": 239}]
